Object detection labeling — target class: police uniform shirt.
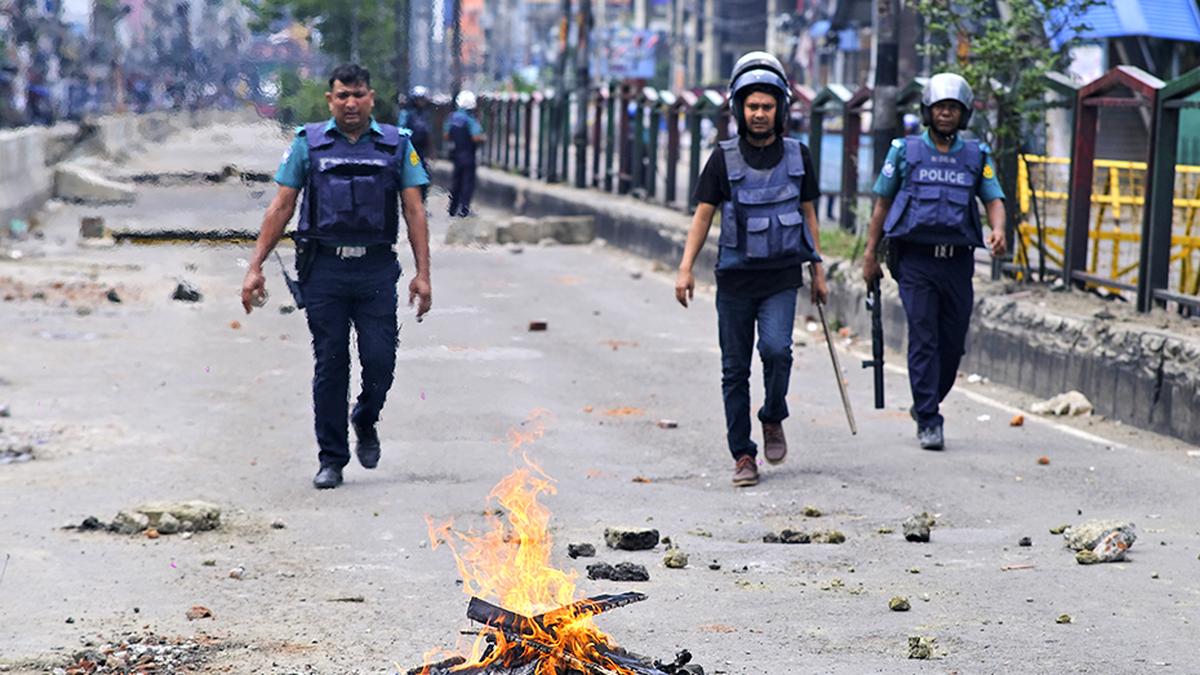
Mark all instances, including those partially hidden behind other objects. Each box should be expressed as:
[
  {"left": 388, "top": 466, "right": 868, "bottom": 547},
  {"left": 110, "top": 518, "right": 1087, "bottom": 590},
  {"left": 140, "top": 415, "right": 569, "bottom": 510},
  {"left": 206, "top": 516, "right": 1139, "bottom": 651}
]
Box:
[
  {"left": 443, "top": 113, "right": 484, "bottom": 138},
  {"left": 872, "top": 129, "right": 1005, "bottom": 203},
  {"left": 693, "top": 136, "right": 820, "bottom": 297},
  {"left": 274, "top": 117, "right": 432, "bottom": 191}
]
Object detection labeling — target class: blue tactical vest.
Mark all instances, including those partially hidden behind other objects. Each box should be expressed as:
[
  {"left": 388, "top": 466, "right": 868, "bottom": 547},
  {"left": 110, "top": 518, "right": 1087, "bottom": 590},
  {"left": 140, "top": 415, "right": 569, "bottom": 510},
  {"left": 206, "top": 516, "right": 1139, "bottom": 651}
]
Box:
[
  {"left": 717, "top": 137, "right": 821, "bottom": 272},
  {"left": 446, "top": 111, "right": 479, "bottom": 166},
  {"left": 882, "top": 135, "right": 985, "bottom": 247},
  {"left": 297, "top": 122, "right": 407, "bottom": 245}
]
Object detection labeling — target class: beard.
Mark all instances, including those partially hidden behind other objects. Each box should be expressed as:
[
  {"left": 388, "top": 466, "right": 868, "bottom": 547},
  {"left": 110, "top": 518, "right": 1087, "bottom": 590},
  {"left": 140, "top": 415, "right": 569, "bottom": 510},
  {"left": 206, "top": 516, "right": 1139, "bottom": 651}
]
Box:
[{"left": 747, "top": 126, "right": 775, "bottom": 141}]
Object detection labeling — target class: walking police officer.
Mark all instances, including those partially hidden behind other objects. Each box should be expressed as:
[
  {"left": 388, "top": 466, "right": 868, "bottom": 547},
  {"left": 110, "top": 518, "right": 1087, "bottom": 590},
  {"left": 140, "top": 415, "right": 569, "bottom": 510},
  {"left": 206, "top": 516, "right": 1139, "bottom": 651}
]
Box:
[
  {"left": 444, "top": 90, "right": 485, "bottom": 218},
  {"left": 240, "top": 64, "right": 433, "bottom": 489},
  {"left": 675, "top": 52, "right": 827, "bottom": 488},
  {"left": 398, "top": 85, "right": 434, "bottom": 202},
  {"left": 862, "top": 73, "right": 1007, "bottom": 450}
]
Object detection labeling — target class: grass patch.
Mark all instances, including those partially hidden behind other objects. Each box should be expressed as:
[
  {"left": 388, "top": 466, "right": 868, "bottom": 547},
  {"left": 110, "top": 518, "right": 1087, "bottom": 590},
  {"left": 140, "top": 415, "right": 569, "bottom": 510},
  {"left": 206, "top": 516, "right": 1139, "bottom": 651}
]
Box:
[{"left": 819, "top": 227, "right": 865, "bottom": 261}]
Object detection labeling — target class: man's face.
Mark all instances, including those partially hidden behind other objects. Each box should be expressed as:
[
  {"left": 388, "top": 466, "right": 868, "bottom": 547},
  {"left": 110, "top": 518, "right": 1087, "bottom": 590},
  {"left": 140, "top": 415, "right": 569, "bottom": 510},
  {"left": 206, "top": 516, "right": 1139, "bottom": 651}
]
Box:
[
  {"left": 743, "top": 91, "right": 777, "bottom": 139},
  {"left": 326, "top": 79, "right": 374, "bottom": 130},
  {"left": 931, "top": 100, "right": 964, "bottom": 135}
]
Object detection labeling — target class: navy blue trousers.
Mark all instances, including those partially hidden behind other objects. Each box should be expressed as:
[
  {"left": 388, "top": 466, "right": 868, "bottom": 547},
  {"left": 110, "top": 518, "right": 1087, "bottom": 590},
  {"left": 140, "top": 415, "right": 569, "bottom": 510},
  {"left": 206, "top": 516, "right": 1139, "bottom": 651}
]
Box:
[
  {"left": 448, "top": 162, "right": 477, "bottom": 216},
  {"left": 302, "top": 249, "right": 400, "bottom": 469},
  {"left": 895, "top": 248, "right": 974, "bottom": 429},
  {"left": 716, "top": 286, "right": 798, "bottom": 460}
]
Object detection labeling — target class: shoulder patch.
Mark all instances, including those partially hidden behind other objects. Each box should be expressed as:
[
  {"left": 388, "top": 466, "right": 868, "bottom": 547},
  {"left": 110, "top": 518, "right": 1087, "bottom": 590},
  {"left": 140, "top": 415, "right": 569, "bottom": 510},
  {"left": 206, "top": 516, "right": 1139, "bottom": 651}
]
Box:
[
  {"left": 409, "top": 148, "right": 420, "bottom": 167},
  {"left": 891, "top": 138, "right": 904, "bottom": 149},
  {"left": 882, "top": 161, "right": 896, "bottom": 178},
  {"left": 398, "top": 127, "right": 412, "bottom": 137},
  {"left": 982, "top": 163, "right": 994, "bottom": 180}
]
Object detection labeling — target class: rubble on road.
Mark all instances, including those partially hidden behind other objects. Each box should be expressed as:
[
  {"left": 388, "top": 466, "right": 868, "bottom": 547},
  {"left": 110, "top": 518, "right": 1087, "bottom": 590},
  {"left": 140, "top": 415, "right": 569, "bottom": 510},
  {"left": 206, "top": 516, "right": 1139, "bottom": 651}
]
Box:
[
  {"left": 802, "top": 505, "right": 822, "bottom": 518},
  {"left": 53, "top": 631, "right": 223, "bottom": 674},
  {"left": 586, "top": 561, "right": 650, "bottom": 582},
  {"left": 763, "top": 529, "right": 809, "bottom": 544},
  {"left": 889, "top": 596, "right": 911, "bottom": 612},
  {"left": 444, "top": 214, "right": 596, "bottom": 246},
  {"left": 567, "top": 542, "right": 595, "bottom": 559},
  {"left": 1066, "top": 519, "right": 1137, "bottom": 564},
  {"left": 903, "top": 512, "right": 936, "bottom": 542},
  {"left": 66, "top": 500, "right": 221, "bottom": 536},
  {"left": 604, "top": 527, "right": 659, "bottom": 551},
  {"left": 663, "top": 548, "right": 689, "bottom": 569},
  {"left": 171, "top": 281, "right": 202, "bottom": 303},
  {"left": 907, "top": 636, "right": 936, "bottom": 659},
  {"left": 185, "top": 606, "right": 213, "bottom": 620},
  {"left": 0, "top": 437, "right": 33, "bottom": 464},
  {"left": 1030, "top": 390, "right": 1094, "bottom": 416}
]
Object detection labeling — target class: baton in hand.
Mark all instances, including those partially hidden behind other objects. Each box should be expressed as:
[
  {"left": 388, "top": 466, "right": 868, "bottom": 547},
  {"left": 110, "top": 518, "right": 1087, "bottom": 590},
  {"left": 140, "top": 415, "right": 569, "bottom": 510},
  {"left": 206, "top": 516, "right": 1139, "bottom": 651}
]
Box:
[{"left": 812, "top": 264, "right": 857, "bottom": 435}]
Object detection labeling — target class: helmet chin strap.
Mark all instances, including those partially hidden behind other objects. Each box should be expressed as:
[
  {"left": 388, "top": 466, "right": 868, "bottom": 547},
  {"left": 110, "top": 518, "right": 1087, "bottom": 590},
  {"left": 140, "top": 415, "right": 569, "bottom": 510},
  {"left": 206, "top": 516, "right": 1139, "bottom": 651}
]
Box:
[{"left": 930, "top": 126, "right": 957, "bottom": 144}]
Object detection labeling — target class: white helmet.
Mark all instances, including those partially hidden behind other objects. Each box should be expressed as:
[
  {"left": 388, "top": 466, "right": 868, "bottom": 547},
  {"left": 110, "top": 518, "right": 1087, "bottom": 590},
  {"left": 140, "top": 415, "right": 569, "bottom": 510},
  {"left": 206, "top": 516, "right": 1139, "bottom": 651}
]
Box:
[
  {"left": 921, "top": 73, "right": 974, "bottom": 130},
  {"left": 455, "top": 90, "right": 477, "bottom": 111}
]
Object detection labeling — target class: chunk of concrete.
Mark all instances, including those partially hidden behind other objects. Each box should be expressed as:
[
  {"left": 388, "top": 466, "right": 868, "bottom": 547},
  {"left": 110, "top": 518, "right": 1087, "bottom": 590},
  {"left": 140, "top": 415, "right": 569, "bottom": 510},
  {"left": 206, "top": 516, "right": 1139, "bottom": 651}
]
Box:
[
  {"left": 545, "top": 215, "right": 595, "bottom": 244},
  {"left": 604, "top": 526, "right": 660, "bottom": 551},
  {"left": 497, "top": 216, "right": 551, "bottom": 245},
  {"left": 444, "top": 218, "right": 498, "bottom": 246},
  {"left": 135, "top": 500, "right": 221, "bottom": 532},
  {"left": 55, "top": 163, "right": 136, "bottom": 204},
  {"left": 1064, "top": 519, "right": 1136, "bottom": 551},
  {"left": 112, "top": 510, "right": 150, "bottom": 535}
]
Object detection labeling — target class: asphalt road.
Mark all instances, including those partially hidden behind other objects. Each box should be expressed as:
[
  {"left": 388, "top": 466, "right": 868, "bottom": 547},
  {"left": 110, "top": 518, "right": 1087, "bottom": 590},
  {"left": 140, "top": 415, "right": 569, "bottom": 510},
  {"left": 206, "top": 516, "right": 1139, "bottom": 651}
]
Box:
[{"left": 1, "top": 123, "right": 1198, "bottom": 675}]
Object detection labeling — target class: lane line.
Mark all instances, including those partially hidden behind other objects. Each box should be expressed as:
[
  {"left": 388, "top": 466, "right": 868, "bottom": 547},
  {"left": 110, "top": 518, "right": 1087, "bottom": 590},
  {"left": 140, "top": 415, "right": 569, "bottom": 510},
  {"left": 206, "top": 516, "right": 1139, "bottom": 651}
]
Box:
[{"left": 842, "top": 345, "right": 1128, "bottom": 450}]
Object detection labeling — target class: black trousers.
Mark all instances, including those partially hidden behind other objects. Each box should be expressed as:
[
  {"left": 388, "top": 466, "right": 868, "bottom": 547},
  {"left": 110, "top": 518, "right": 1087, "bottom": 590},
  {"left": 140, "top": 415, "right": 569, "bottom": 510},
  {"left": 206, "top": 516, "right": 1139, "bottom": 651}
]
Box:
[{"left": 448, "top": 161, "right": 477, "bottom": 216}]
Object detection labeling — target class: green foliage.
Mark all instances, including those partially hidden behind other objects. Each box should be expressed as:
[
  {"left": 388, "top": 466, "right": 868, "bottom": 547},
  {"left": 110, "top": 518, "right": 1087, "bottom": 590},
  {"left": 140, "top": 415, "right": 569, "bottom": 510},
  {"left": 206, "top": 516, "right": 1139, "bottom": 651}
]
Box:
[
  {"left": 275, "top": 73, "right": 329, "bottom": 126},
  {"left": 914, "top": 0, "right": 1097, "bottom": 154},
  {"left": 819, "top": 227, "right": 866, "bottom": 262}
]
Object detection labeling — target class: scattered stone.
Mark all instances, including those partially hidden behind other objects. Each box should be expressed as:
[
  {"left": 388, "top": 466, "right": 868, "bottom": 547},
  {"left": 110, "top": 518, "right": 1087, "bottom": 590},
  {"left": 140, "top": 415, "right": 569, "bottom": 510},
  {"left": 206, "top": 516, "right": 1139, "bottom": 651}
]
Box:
[
  {"left": 604, "top": 527, "right": 659, "bottom": 551},
  {"left": 629, "top": 271, "right": 643, "bottom": 280},
  {"left": 813, "top": 530, "right": 846, "bottom": 544},
  {"left": 663, "top": 548, "right": 689, "bottom": 569},
  {"left": 1075, "top": 550, "right": 1101, "bottom": 565},
  {"left": 1030, "top": 391, "right": 1094, "bottom": 416},
  {"left": 444, "top": 217, "right": 499, "bottom": 245},
  {"left": 708, "top": 562, "right": 721, "bottom": 570},
  {"left": 145, "top": 529, "right": 160, "bottom": 539},
  {"left": 229, "top": 566, "right": 244, "bottom": 580},
  {"left": 270, "top": 518, "right": 287, "bottom": 530},
  {"left": 966, "top": 373, "right": 985, "bottom": 384},
  {"left": 79, "top": 216, "right": 106, "bottom": 239},
  {"left": 229, "top": 320, "right": 242, "bottom": 330},
  {"left": 586, "top": 561, "right": 650, "bottom": 582},
  {"left": 329, "top": 596, "right": 366, "bottom": 603},
  {"left": 764, "top": 529, "right": 809, "bottom": 544},
  {"left": 877, "top": 526, "right": 894, "bottom": 534},
  {"left": 631, "top": 476, "right": 652, "bottom": 483},
  {"left": 660, "top": 536, "right": 672, "bottom": 546},
  {"left": 907, "top": 636, "right": 936, "bottom": 659},
  {"left": 567, "top": 542, "right": 596, "bottom": 559},
  {"left": 903, "top": 512, "right": 935, "bottom": 542},
  {"left": 1018, "top": 537, "right": 1032, "bottom": 547},
  {"left": 1151, "top": 571, "right": 1160, "bottom": 579},
  {"left": 1038, "top": 456, "right": 1051, "bottom": 465},
  {"left": 105, "top": 289, "right": 122, "bottom": 303},
  {"left": 1010, "top": 414, "right": 1025, "bottom": 427},
  {"left": 112, "top": 510, "right": 150, "bottom": 535},
  {"left": 908, "top": 567, "right": 921, "bottom": 574},
  {"left": 802, "top": 505, "right": 822, "bottom": 518},
  {"left": 1049, "top": 524, "right": 1069, "bottom": 535},
  {"left": 0, "top": 444, "right": 33, "bottom": 464},
  {"left": 202, "top": 560, "right": 216, "bottom": 567},
  {"left": 528, "top": 320, "right": 548, "bottom": 332},
  {"left": 1064, "top": 519, "right": 1137, "bottom": 552},
  {"left": 688, "top": 528, "right": 712, "bottom": 538},
  {"left": 155, "top": 513, "right": 181, "bottom": 535},
  {"left": 889, "top": 596, "right": 911, "bottom": 612},
  {"left": 185, "top": 605, "right": 213, "bottom": 621},
  {"left": 279, "top": 304, "right": 296, "bottom": 314},
  {"left": 77, "top": 516, "right": 104, "bottom": 531},
  {"left": 1056, "top": 614, "right": 1072, "bottom": 624},
  {"left": 171, "top": 281, "right": 203, "bottom": 303},
  {"left": 0, "top": 404, "right": 8, "bottom": 417},
  {"left": 656, "top": 419, "right": 678, "bottom": 429}
]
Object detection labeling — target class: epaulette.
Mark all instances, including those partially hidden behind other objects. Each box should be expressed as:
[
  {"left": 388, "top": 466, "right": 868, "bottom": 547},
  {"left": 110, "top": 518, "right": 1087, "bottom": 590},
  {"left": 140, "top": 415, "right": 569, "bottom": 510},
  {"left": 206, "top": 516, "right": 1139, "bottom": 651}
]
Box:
[
  {"left": 891, "top": 138, "right": 904, "bottom": 149},
  {"left": 295, "top": 125, "right": 307, "bottom": 136}
]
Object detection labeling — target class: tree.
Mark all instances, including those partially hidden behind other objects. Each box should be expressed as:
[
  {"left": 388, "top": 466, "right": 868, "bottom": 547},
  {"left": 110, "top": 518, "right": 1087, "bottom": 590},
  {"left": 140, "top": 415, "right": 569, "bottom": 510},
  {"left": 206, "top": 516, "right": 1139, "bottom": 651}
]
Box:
[{"left": 914, "top": 0, "right": 1098, "bottom": 272}]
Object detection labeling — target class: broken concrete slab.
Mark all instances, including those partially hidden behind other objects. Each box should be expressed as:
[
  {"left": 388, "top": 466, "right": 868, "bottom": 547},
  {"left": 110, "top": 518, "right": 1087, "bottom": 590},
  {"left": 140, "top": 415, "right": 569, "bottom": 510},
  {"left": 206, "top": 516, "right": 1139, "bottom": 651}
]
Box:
[
  {"left": 112, "top": 510, "right": 150, "bottom": 535},
  {"left": 586, "top": 561, "right": 650, "bottom": 582},
  {"left": 444, "top": 217, "right": 499, "bottom": 246},
  {"left": 55, "top": 162, "right": 136, "bottom": 204},
  {"left": 604, "top": 527, "right": 659, "bottom": 551},
  {"left": 663, "top": 548, "right": 689, "bottom": 569},
  {"left": 1064, "top": 520, "right": 1137, "bottom": 551},
  {"left": 135, "top": 500, "right": 221, "bottom": 532},
  {"left": 1030, "top": 390, "right": 1094, "bottom": 416},
  {"left": 903, "top": 512, "right": 936, "bottom": 542},
  {"left": 567, "top": 542, "right": 595, "bottom": 558}
]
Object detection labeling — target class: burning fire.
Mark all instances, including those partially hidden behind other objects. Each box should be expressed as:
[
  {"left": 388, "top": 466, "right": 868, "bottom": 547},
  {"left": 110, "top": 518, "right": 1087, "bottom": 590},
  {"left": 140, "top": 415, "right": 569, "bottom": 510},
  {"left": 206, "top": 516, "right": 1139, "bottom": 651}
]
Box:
[{"left": 423, "top": 410, "right": 635, "bottom": 674}]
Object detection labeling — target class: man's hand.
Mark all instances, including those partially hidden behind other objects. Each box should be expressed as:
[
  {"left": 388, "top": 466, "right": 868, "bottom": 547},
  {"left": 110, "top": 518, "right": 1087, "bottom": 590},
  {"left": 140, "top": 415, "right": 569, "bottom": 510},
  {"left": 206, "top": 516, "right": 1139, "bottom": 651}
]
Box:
[
  {"left": 985, "top": 227, "right": 1007, "bottom": 258},
  {"left": 241, "top": 267, "right": 266, "bottom": 314},
  {"left": 810, "top": 264, "right": 829, "bottom": 305},
  {"left": 675, "top": 268, "right": 695, "bottom": 308},
  {"left": 863, "top": 248, "right": 883, "bottom": 284},
  {"left": 408, "top": 273, "right": 432, "bottom": 319}
]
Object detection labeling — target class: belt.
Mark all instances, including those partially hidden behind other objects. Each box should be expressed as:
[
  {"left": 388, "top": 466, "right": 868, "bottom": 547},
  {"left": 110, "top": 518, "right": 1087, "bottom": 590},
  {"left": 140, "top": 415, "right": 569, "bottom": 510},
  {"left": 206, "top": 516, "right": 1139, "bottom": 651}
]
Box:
[
  {"left": 315, "top": 242, "right": 394, "bottom": 259},
  {"left": 897, "top": 242, "right": 971, "bottom": 259}
]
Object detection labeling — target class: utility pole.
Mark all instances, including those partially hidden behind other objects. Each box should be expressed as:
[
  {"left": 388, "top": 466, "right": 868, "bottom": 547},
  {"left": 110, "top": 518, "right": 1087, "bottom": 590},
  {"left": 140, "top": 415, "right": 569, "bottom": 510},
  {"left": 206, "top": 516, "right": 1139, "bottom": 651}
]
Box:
[
  {"left": 451, "top": 0, "right": 463, "bottom": 96},
  {"left": 575, "top": 0, "right": 593, "bottom": 188},
  {"left": 394, "top": 0, "right": 409, "bottom": 95},
  {"left": 871, "top": 0, "right": 900, "bottom": 175}
]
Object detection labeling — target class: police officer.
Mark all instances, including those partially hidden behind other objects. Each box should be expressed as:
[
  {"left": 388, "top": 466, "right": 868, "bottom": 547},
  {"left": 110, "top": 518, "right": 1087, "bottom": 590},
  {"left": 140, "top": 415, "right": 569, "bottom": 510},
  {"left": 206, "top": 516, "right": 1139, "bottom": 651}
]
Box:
[
  {"left": 444, "top": 90, "right": 485, "bottom": 217},
  {"left": 675, "top": 51, "right": 827, "bottom": 488},
  {"left": 398, "top": 85, "right": 434, "bottom": 202},
  {"left": 240, "top": 64, "right": 433, "bottom": 489},
  {"left": 862, "top": 73, "right": 1007, "bottom": 450}
]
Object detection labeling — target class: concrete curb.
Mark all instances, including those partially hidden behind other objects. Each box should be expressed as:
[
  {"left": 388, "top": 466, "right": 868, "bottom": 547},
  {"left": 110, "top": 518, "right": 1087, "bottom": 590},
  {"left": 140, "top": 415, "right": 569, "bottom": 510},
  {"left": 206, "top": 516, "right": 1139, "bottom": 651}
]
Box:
[{"left": 447, "top": 161, "right": 1200, "bottom": 446}]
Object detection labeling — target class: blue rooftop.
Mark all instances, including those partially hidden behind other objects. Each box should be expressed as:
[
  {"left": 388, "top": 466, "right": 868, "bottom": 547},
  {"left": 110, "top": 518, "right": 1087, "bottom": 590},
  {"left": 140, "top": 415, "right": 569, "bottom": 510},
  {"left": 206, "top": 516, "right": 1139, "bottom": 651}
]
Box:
[{"left": 1048, "top": 0, "right": 1200, "bottom": 49}]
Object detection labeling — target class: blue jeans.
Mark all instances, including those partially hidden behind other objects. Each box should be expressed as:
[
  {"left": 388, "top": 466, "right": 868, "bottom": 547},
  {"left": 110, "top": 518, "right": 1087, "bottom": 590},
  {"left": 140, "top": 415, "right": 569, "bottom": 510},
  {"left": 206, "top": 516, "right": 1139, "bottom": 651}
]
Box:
[
  {"left": 302, "top": 249, "right": 400, "bottom": 469},
  {"left": 895, "top": 248, "right": 974, "bottom": 429},
  {"left": 716, "top": 286, "right": 798, "bottom": 459}
]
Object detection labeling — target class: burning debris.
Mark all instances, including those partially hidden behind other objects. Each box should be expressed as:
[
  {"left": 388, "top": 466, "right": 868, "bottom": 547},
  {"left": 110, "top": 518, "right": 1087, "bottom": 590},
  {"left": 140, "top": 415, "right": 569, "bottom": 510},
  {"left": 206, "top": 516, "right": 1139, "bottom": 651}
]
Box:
[{"left": 417, "top": 413, "right": 703, "bottom": 675}]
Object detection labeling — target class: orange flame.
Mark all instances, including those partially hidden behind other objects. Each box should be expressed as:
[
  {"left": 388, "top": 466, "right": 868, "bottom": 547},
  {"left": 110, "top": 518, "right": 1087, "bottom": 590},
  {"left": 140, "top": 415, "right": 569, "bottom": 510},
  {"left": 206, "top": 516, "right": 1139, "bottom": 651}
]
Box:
[{"left": 423, "top": 411, "right": 635, "bottom": 674}]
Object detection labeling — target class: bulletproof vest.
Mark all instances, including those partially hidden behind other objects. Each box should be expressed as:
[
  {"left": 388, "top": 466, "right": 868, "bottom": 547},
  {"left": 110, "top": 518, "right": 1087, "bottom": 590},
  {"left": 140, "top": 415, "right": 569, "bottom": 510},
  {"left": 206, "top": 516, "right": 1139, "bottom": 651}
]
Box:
[
  {"left": 717, "top": 137, "right": 821, "bottom": 272},
  {"left": 297, "top": 122, "right": 404, "bottom": 245},
  {"left": 883, "top": 135, "right": 985, "bottom": 247},
  {"left": 446, "top": 111, "right": 478, "bottom": 165},
  {"left": 399, "top": 108, "right": 432, "bottom": 158}
]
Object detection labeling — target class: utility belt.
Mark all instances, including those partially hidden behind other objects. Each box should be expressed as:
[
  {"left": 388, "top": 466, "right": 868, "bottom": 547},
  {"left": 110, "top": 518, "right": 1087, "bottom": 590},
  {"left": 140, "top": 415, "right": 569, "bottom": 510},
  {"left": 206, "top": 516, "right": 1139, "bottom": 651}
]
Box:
[
  {"left": 313, "top": 242, "right": 395, "bottom": 259},
  {"left": 892, "top": 241, "right": 973, "bottom": 259},
  {"left": 291, "top": 236, "right": 393, "bottom": 285}
]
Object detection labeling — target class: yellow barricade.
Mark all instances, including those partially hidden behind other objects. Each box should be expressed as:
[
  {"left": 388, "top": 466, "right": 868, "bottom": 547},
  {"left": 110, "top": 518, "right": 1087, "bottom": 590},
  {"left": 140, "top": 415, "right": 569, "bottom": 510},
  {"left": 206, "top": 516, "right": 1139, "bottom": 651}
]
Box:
[{"left": 1015, "top": 154, "right": 1200, "bottom": 298}]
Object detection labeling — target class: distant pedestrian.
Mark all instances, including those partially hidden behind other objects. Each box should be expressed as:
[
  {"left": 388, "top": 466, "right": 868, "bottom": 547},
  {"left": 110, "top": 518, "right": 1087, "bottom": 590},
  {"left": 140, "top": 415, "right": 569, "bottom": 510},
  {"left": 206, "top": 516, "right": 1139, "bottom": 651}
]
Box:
[
  {"left": 240, "top": 63, "right": 432, "bottom": 489},
  {"left": 444, "top": 90, "right": 485, "bottom": 217},
  {"left": 398, "top": 85, "right": 434, "bottom": 202},
  {"left": 862, "top": 73, "right": 1007, "bottom": 450},
  {"left": 674, "top": 51, "right": 827, "bottom": 488}
]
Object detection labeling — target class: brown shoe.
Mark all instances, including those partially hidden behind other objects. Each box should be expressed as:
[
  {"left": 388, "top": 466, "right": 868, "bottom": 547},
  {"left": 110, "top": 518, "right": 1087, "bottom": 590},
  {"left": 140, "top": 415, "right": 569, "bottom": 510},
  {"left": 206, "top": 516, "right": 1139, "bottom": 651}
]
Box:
[
  {"left": 763, "top": 421, "right": 787, "bottom": 465},
  {"left": 732, "top": 455, "right": 759, "bottom": 487}
]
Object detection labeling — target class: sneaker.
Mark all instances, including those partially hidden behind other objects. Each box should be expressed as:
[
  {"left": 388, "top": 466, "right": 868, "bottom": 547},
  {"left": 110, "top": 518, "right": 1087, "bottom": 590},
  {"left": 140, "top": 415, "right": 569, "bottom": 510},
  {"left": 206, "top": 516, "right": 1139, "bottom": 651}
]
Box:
[
  {"left": 918, "top": 425, "right": 944, "bottom": 451},
  {"left": 354, "top": 423, "right": 381, "bottom": 469},
  {"left": 762, "top": 421, "right": 787, "bottom": 465},
  {"left": 732, "top": 455, "right": 759, "bottom": 487}
]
